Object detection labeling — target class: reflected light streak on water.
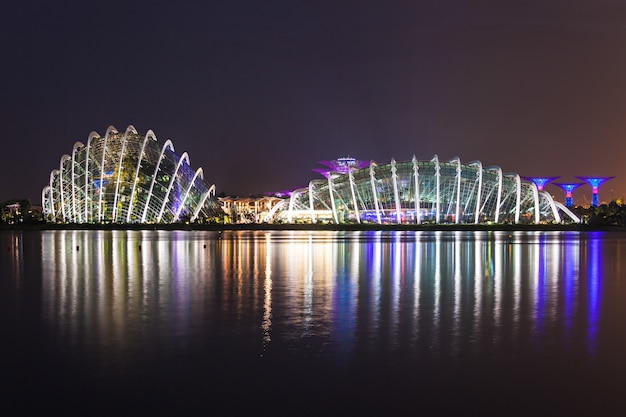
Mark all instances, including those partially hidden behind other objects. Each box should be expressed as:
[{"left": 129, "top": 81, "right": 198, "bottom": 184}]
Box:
[
  {"left": 370, "top": 232, "right": 382, "bottom": 350},
  {"left": 552, "top": 239, "right": 561, "bottom": 320},
  {"left": 494, "top": 233, "right": 503, "bottom": 345},
  {"left": 452, "top": 231, "right": 462, "bottom": 356},
  {"left": 30, "top": 230, "right": 619, "bottom": 363},
  {"left": 301, "top": 234, "right": 312, "bottom": 336},
  {"left": 563, "top": 236, "right": 578, "bottom": 342},
  {"left": 532, "top": 234, "right": 543, "bottom": 348},
  {"left": 8, "top": 233, "right": 23, "bottom": 289},
  {"left": 513, "top": 233, "right": 522, "bottom": 345},
  {"left": 473, "top": 235, "right": 482, "bottom": 352},
  {"left": 389, "top": 232, "right": 401, "bottom": 349},
  {"left": 412, "top": 235, "right": 421, "bottom": 349},
  {"left": 2, "top": 229, "right": 626, "bottom": 415},
  {"left": 262, "top": 233, "right": 272, "bottom": 350},
  {"left": 433, "top": 232, "right": 441, "bottom": 352},
  {"left": 587, "top": 235, "right": 601, "bottom": 355}
]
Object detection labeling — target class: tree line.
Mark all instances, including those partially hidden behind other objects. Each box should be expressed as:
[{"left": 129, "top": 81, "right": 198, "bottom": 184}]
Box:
[
  {"left": 573, "top": 201, "right": 626, "bottom": 226},
  {"left": 1, "top": 199, "right": 44, "bottom": 224}
]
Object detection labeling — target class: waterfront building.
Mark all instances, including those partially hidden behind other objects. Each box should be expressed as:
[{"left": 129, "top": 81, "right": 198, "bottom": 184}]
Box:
[
  {"left": 41, "top": 125, "right": 223, "bottom": 223},
  {"left": 575, "top": 176, "right": 615, "bottom": 207},
  {"left": 553, "top": 183, "right": 584, "bottom": 207},
  {"left": 219, "top": 195, "right": 284, "bottom": 223},
  {"left": 269, "top": 156, "right": 580, "bottom": 224}
]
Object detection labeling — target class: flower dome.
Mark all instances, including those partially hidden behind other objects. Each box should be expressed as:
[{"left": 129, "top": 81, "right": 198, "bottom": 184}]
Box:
[
  {"left": 42, "top": 125, "right": 223, "bottom": 223},
  {"left": 273, "top": 156, "right": 580, "bottom": 224}
]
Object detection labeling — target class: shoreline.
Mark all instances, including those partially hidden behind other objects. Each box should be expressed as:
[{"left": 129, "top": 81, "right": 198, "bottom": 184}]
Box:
[{"left": 1, "top": 222, "right": 624, "bottom": 233}]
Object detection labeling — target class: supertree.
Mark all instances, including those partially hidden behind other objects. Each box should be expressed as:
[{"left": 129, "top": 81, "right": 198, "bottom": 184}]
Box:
[
  {"left": 553, "top": 182, "right": 584, "bottom": 207},
  {"left": 575, "top": 177, "right": 615, "bottom": 207},
  {"left": 521, "top": 176, "right": 560, "bottom": 191}
]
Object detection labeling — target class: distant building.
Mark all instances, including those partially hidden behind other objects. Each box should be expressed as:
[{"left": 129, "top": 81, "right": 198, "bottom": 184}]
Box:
[
  {"left": 1, "top": 200, "right": 42, "bottom": 224},
  {"left": 219, "top": 196, "right": 285, "bottom": 223},
  {"left": 5, "top": 203, "right": 20, "bottom": 214}
]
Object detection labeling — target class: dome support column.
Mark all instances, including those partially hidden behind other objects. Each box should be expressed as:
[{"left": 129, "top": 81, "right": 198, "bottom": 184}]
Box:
[
  {"left": 49, "top": 171, "right": 57, "bottom": 220},
  {"left": 369, "top": 162, "right": 381, "bottom": 224},
  {"left": 546, "top": 192, "right": 561, "bottom": 223},
  {"left": 157, "top": 152, "right": 190, "bottom": 223},
  {"left": 474, "top": 162, "right": 483, "bottom": 224},
  {"left": 531, "top": 183, "right": 540, "bottom": 224},
  {"left": 287, "top": 192, "right": 295, "bottom": 223},
  {"left": 348, "top": 169, "right": 360, "bottom": 224},
  {"left": 432, "top": 155, "right": 440, "bottom": 224},
  {"left": 452, "top": 157, "right": 461, "bottom": 224},
  {"left": 112, "top": 126, "right": 136, "bottom": 222},
  {"left": 412, "top": 156, "right": 420, "bottom": 224},
  {"left": 288, "top": 187, "right": 306, "bottom": 223},
  {"left": 41, "top": 186, "right": 51, "bottom": 221},
  {"left": 126, "top": 131, "right": 153, "bottom": 222},
  {"left": 495, "top": 167, "right": 502, "bottom": 223},
  {"left": 391, "top": 159, "right": 402, "bottom": 224},
  {"left": 328, "top": 173, "right": 339, "bottom": 224},
  {"left": 191, "top": 185, "right": 214, "bottom": 222},
  {"left": 71, "top": 142, "right": 82, "bottom": 223},
  {"left": 59, "top": 155, "right": 70, "bottom": 223},
  {"left": 98, "top": 126, "right": 117, "bottom": 222},
  {"left": 175, "top": 168, "right": 204, "bottom": 221},
  {"left": 84, "top": 132, "right": 98, "bottom": 222},
  {"left": 514, "top": 174, "right": 521, "bottom": 224},
  {"left": 308, "top": 181, "right": 316, "bottom": 223},
  {"left": 142, "top": 139, "right": 174, "bottom": 223}
]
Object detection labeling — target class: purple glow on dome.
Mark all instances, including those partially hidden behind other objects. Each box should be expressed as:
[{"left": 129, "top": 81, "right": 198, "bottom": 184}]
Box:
[
  {"left": 312, "top": 168, "right": 331, "bottom": 178},
  {"left": 521, "top": 176, "right": 560, "bottom": 191},
  {"left": 265, "top": 191, "right": 291, "bottom": 197},
  {"left": 316, "top": 157, "right": 369, "bottom": 175}
]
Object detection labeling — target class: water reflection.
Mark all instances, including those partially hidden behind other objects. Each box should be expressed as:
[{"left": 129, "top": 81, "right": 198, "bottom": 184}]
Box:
[
  {"left": 5, "top": 232, "right": 24, "bottom": 290},
  {"left": 585, "top": 235, "right": 601, "bottom": 354},
  {"left": 15, "top": 229, "right": 617, "bottom": 369}
]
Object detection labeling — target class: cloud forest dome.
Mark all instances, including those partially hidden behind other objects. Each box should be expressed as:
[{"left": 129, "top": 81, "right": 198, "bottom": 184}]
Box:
[
  {"left": 275, "top": 156, "right": 580, "bottom": 225},
  {"left": 42, "top": 125, "right": 223, "bottom": 224}
]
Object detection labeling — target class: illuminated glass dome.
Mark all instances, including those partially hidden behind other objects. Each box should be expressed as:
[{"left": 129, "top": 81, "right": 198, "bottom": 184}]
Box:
[
  {"left": 42, "top": 125, "right": 223, "bottom": 223},
  {"left": 271, "top": 156, "right": 580, "bottom": 225}
]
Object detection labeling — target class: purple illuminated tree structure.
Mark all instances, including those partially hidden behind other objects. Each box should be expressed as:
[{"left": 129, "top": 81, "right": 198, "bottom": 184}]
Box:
[
  {"left": 575, "top": 177, "right": 615, "bottom": 207},
  {"left": 553, "top": 182, "right": 584, "bottom": 207},
  {"left": 521, "top": 176, "right": 560, "bottom": 191}
]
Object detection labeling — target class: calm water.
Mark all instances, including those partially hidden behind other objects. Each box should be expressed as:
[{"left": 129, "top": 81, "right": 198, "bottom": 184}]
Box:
[{"left": 1, "top": 229, "right": 625, "bottom": 415}]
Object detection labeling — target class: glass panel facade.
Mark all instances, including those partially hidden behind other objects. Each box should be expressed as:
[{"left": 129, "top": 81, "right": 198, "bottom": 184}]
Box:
[
  {"left": 281, "top": 157, "right": 576, "bottom": 225},
  {"left": 43, "top": 126, "right": 222, "bottom": 224}
]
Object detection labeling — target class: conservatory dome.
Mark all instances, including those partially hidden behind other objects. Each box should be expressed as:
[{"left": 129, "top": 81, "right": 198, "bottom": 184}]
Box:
[
  {"left": 42, "top": 125, "right": 223, "bottom": 224},
  {"left": 269, "top": 155, "right": 580, "bottom": 225}
]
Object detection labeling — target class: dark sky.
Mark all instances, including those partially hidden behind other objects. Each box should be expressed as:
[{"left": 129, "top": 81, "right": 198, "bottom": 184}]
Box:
[{"left": 2, "top": 0, "right": 625, "bottom": 205}]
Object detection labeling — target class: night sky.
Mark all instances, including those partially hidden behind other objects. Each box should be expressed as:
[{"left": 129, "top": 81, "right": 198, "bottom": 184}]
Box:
[{"left": 3, "top": 1, "right": 625, "bottom": 205}]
